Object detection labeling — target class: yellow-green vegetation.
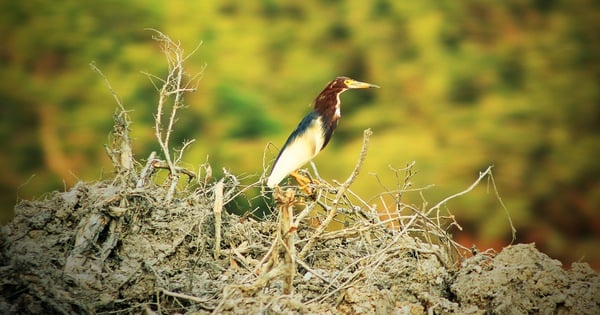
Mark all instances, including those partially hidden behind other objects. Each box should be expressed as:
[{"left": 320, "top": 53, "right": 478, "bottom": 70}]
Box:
[{"left": 0, "top": 1, "right": 598, "bottom": 268}]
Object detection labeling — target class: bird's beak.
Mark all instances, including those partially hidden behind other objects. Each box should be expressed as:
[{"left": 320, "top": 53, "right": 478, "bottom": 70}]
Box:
[{"left": 347, "top": 79, "right": 380, "bottom": 89}]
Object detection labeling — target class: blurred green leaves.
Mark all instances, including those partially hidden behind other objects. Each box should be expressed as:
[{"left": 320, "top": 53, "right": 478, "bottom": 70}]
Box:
[{"left": 216, "top": 84, "right": 279, "bottom": 139}]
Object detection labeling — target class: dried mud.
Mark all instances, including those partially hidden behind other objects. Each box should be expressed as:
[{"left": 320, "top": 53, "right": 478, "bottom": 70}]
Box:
[{"left": 1, "top": 180, "right": 598, "bottom": 314}]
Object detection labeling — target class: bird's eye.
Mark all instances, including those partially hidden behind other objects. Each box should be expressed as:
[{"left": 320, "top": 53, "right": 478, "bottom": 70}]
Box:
[{"left": 344, "top": 79, "right": 352, "bottom": 86}]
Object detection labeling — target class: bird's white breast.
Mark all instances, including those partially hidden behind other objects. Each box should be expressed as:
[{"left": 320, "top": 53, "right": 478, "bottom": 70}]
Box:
[{"left": 266, "top": 118, "right": 324, "bottom": 188}]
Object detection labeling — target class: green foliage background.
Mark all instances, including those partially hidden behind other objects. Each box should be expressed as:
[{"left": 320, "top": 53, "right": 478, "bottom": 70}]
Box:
[{"left": 1, "top": 1, "right": 598, "bottom": 268}]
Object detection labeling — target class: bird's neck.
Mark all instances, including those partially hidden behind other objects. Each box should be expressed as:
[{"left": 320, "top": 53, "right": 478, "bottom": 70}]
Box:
[{"left": 314, "top": 88, "right": 345, "bottom": 124}]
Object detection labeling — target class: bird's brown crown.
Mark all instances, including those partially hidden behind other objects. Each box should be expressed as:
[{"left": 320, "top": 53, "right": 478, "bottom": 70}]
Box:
[{"left": 314, "top": 76, "right": 376, "bottom": 114}]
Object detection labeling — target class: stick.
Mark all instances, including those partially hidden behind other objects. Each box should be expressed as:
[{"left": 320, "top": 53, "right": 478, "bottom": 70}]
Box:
[
  {"left": 135, "top": 152, "right": 157, "bottom": 188},
  {"left": 161, "top": 289, "right": 210, "bottom": 304},
  {"left": 213, "top": 179, "right": 224, "bottom": 259},
  {"left": 279, "top": 188, "right": 296, "bottom": 294},
  {"left": 426, "top": 165, "right": 493, "bottom": 216}
]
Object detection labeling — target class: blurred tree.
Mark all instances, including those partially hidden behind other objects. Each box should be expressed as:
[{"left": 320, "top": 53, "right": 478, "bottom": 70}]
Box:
[{"left": 216, "top": 83, "right": 280, "bottom": 139}]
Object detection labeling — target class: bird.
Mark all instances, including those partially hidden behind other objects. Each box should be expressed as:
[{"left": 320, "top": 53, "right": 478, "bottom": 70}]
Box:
[{"left": 266, "top": 76, "right": 379, "bottom": 190}]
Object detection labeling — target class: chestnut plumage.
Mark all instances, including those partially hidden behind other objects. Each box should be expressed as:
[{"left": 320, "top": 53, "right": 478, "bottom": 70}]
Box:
[{"left": 267, "top": 76, "right": 379, "bottom": 188}]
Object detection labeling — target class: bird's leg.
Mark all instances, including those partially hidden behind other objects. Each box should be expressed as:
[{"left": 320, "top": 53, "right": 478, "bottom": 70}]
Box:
[
  {"left": 290, "top": 171, "right": 313, "bottom": 195},
  {"left": 299, "top": 169, "right": 321, "bottom": 186}
]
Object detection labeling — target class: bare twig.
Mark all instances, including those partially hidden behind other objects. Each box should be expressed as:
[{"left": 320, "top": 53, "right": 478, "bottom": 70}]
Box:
[
  {"left": 197, "top": 155, "right": 213, "bottom": 188},
  {"left": 136, "top": 151, "right": 157, "bottom": 188},
  {"left": 91, "top": 63, "right": 136, "bottom": 180},
  {"left": 426, "top": 165, "right": 493, "bottom": 217},
  {"left": 175, "top": 139, "right": 196, "bottom": 165},
  {"left": 487, "top": 168, "right": 516, "bottom": 242},
  {"left": 89, "top": 63, "right": 128, "bottom": 114},
  {"left": 161, "top": 289, "right": 211, "bottom": 304},
  {"left": 150, "top": 160, "right": 196, "bottom": 180}
]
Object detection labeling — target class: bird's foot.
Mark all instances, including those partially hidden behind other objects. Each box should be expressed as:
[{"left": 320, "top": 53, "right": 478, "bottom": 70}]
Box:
[{"left": 290, "top": 170, "right": 319, "bottom": 196}]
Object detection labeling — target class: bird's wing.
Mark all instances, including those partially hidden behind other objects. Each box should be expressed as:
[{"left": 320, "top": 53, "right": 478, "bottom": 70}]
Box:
[{"left": 267, "top": 112, "right": 324, "bottom": 188}]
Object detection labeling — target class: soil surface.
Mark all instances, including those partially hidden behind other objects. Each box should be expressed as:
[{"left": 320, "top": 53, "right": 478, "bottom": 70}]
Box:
[{"left": 1, "top": 179, "right": 599, "bottom": 314}]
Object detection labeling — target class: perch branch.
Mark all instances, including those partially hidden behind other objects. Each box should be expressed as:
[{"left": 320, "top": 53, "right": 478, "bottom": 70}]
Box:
[{"left": 298, "top": 128, "right": 372, "bottom": 260}]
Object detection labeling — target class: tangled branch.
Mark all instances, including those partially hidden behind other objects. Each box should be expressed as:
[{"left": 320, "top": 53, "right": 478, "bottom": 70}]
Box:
[{"left": 142, "top": 29, "right": 204, "bottom": 202}]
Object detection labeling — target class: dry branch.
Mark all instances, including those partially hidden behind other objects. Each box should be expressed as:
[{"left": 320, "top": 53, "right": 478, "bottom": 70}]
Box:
[
  {"left": 91, "top": 63, "right": 136, "bottom": 183},
  {"left": 136, "top": 151, "right": 157, "bottom": 188},
  {"left": 143, "top": 29, "right": 202, "bottom": 202},
  {"left": 425, "top": 165, "right": 515, "bottom": 244},
  {"left": 426, "top": 166, "right": 494, "bottom": 217}
]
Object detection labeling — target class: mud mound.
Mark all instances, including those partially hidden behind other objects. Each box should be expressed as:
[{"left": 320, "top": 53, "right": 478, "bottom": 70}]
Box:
[
  {"left": 1, "top": 179, "right": 598, "bottom": 314},
  {"left": 452, "top": 243, "right": 600, "bottom": 314}
]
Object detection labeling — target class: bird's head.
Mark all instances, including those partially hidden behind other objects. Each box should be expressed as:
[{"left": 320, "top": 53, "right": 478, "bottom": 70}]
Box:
[
  {"left": 315, "top": 76, "right": 379, "bottom": 120},
  {"left": 330, "top": 76, "right": 380, "bottom": 90}
]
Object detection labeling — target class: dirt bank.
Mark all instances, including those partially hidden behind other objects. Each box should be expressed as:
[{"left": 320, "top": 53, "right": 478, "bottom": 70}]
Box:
[{"left": 1, "top": 179, "right": 598, "bottom": 314}]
